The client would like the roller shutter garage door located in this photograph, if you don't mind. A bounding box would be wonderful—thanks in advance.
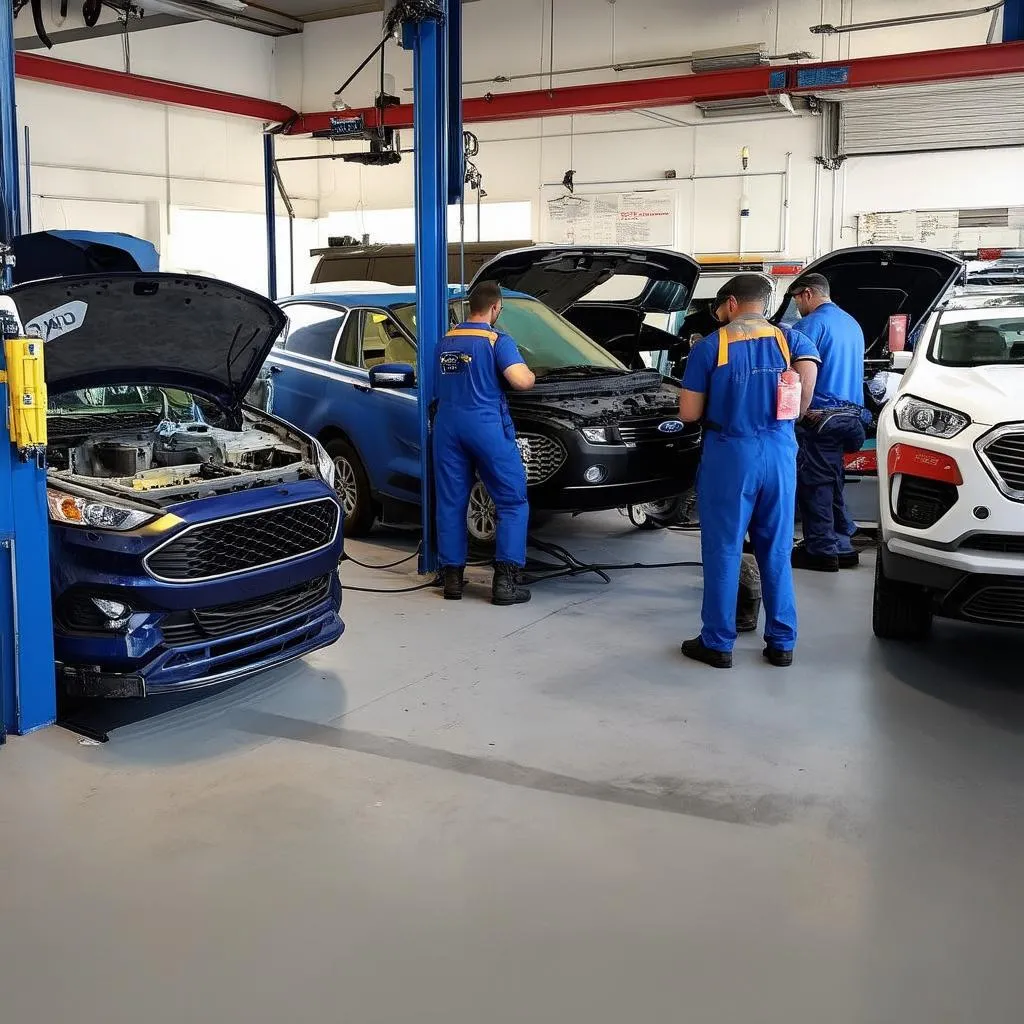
[836,76,1024,157]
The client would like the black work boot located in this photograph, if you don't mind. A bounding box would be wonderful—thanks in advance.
[763,646,794,668]
[791,544,840,573]
[837,550,860,569]
[442,566,466,601]
[492,562,531,606]
[681,637,733,669]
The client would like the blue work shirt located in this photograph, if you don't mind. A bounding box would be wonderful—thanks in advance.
[436,321,527,413]
[682,315,819,438]
[791,302,865,409]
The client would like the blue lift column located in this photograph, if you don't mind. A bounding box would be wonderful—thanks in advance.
[1004,0,1024,42]
[0,0,56,738]
[402,0,461,575]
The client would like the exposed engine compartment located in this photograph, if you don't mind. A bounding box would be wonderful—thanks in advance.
[47,414,313,505]
[508,372,687,430]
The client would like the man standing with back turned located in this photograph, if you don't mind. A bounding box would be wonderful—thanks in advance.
[787,273,869,572]
[679,275,819,669]
[434,281,537,606]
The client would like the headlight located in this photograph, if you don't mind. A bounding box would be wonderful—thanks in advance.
[893,396,970,439]
[47,488,156,532]
[313,439,336,488]
[581,426,611,444]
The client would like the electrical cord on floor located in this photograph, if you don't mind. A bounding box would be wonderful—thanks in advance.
[339,534,703,594]
[342,544,422,570]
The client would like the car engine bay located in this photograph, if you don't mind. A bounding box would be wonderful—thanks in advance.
[47,413,315,505]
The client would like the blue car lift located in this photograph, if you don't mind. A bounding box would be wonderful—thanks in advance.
[404,0,462,574]
[0,1,56,740]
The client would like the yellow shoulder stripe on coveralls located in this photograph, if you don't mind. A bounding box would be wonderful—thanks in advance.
[715,320,791,368]
[446,328,499,346]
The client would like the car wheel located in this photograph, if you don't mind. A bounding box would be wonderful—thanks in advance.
[628,497,683,531]
[467,479,498,548]
[872,546,932,640]
[327,438,375,537]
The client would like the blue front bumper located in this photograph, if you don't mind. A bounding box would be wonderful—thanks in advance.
[51,479,345,697]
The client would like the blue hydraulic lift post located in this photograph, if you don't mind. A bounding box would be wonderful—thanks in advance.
[263,133,278,300]
[0,0,56,736]
[404,1,451,575]
[1004,0,1024,42]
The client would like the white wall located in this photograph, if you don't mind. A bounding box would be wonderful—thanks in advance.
[16,20,320,290]
[9,0,1024,293]
[275,0,1018,276]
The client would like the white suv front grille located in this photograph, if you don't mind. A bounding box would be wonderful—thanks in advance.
[979,426,1024,500]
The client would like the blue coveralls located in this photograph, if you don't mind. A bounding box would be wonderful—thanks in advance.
[791,302,869,558]
[682,315,820,653]
[433,322,530,568]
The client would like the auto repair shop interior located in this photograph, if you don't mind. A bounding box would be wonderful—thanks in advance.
[2,1,1024,1021]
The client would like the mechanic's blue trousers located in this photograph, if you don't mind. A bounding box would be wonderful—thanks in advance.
[434,405,529,568]
[796,415,866,557]
[698,432,799,653]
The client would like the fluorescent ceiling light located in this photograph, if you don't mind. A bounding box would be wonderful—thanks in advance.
[697,94,796,119]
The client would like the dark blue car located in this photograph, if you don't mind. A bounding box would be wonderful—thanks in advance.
[265,246,703,544]
[10,273,345,699]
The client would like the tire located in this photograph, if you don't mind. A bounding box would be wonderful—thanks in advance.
[872,546,932,641]
[467,479,498,549]
[628,496,683,531]
[326,438,375,537]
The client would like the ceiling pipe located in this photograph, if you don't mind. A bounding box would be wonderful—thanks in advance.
[14,51,296,122]
[811,2,1004,34]
[286,40,1024,135]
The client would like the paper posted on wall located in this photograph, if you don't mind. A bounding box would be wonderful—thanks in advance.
[545,191,676,247]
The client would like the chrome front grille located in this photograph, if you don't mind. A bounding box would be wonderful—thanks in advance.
[980,428,1024,499]
[517,433,567,486]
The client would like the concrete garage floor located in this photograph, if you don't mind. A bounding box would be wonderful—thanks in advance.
[2,512,1023,1024]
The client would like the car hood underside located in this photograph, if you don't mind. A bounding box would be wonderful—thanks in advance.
[10,273,287,409]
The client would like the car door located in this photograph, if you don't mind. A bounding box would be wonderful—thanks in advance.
[332,308,422,505]
[266,302,348,428]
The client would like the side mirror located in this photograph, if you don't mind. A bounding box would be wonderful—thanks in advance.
[891,350,912,373]
[369,362,417,389]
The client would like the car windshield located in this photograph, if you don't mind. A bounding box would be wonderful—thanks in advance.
[931,313,1024,366]
[48,386,201,421]
[392,297,626,374]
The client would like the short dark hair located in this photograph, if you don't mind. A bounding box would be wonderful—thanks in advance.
[790,272,830,298]
[468,280,503,314]
[715,274,772,309]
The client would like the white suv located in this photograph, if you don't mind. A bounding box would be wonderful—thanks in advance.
[874,288,1024,640]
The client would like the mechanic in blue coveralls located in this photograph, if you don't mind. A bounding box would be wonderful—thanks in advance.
[679,275,819,670]
[787,273,871,573]
[434,280,537,607]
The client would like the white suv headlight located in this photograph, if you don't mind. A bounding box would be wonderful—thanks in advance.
[893,396,970,440]
[313,439,336,488]
[47,488,156,532]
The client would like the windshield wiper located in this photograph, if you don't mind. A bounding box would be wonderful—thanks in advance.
[541,364,628,378]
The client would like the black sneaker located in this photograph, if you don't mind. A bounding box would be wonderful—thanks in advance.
[762,646,794,668]
[791,546,840,573]
[681,636,732,669]
[442,566,465,601]
[837,550,860,569]
[492,562,531,606]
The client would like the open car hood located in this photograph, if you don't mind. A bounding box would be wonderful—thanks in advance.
[773,246,962,358]
[9,273,286,408]
[471,245,701,315]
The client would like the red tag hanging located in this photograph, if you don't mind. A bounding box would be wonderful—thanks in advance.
[776,369,802,421]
